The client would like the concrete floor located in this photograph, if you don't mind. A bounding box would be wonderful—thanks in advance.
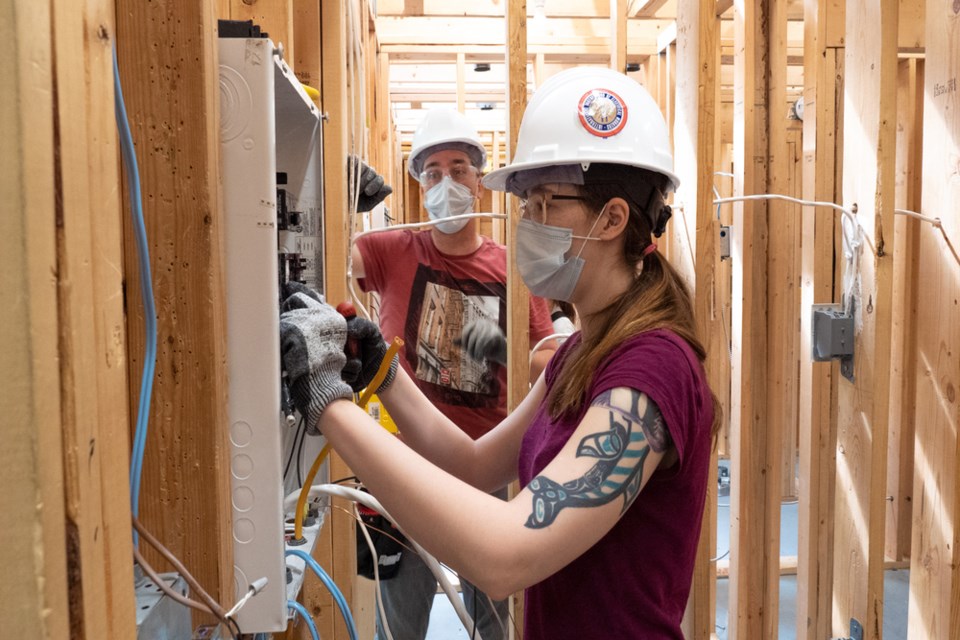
[424,460,912,639]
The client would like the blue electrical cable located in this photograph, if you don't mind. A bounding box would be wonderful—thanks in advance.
[287,600,320,640]
[113,45,157,541]
[285,549,359,640]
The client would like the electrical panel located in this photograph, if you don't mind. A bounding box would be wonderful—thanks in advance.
[219,28,328,633]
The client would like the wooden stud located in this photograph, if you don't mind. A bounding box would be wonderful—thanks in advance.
[727,0,775,637]
[0,2,70,636]
[796,0,844,635]
[53,1,137,637]
[885,57,922,563]
[457,52,466,113]
[293,0,322,90]
[506,0,529,633]
[307,2,358,638]
[907,1,960,636]
[673,0,720,636]
[831,0,898,637]
[116,0,234,629]
[229,0,295,69]
[763,0,800,507]
[610,0,628,72]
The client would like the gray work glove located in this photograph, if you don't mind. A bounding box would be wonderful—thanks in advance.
[342,314,399,394]
[279,283,354,434]
[349,155,393,212]
[459,319,507,366]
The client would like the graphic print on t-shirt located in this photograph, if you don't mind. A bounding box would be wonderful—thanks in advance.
[406,264,505,409]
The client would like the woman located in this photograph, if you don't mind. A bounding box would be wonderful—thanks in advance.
[280,67,720,639]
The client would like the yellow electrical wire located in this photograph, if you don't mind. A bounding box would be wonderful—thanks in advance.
[358,338,404,410]
[293,337,404,541]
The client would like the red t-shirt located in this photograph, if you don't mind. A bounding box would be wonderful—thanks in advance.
[356,229,555,439]
[518,329,714,639]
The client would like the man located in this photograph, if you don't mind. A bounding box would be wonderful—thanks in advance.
[352,108,556,640]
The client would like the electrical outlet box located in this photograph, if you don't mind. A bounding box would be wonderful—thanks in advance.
[719,225,731,260]
[811,304,854,360]
[811,303,855,382]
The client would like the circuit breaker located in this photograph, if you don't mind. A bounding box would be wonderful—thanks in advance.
[219,23,328,633]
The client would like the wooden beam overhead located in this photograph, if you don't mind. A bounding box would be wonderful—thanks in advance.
[375,16,674,50]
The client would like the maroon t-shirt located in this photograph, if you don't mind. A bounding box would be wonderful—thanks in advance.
[357,229,554,439]
[518,329,713,639]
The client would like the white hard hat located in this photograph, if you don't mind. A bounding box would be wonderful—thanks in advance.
[407,109,487,180]
[483,67,679,193]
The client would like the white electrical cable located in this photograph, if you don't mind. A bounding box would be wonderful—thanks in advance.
[712,193,871,255]
[352,213,508,242]
[283,484,474,631]
[354,503,395,640]
[713,193,868,317]
[347,213,509,320]
[224,577,269,619]
[528,332,571,370]
[894,208,960,268]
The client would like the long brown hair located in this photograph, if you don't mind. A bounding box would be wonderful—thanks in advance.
[545,166,722,441]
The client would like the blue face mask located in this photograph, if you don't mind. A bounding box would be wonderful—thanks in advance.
[424,176,475,234]
[514,209,602,301]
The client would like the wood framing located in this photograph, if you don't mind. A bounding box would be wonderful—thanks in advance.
[293,0,322,89]
[610,0,628,72]
[0,2,70,637]
[763,0,800,506]
[831,0,898,637]
[796,0,843,636]
[886,57,923,563]
[907,1,960,636]
[727,1,776,638]
[229,0,295,68]
[115,0,233,627]
[309,2,358,637]
[672,0,720,636]
[53,1,137,637]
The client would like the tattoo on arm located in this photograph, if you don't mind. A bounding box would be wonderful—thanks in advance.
[525,389,672,529]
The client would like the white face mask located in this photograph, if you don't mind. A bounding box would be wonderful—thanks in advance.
[424,176,475,234]
[515,209,603,301]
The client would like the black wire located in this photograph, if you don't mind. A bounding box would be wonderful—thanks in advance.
[283,414,306,482]
[226,617,242,640]
[331,475,360,485]
[296,418,307,487]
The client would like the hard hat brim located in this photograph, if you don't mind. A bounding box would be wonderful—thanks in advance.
[483,158,680,196]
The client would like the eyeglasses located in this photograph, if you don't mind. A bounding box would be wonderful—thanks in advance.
[419,165,479,188]
[518,193,587,224]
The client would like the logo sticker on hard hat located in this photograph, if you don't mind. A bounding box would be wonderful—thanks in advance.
[578,88,628,138]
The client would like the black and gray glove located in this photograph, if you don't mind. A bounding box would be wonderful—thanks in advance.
[279,284,354,434]
[349,155,393,213]
[459,318,507,366]
[340,309,399,394]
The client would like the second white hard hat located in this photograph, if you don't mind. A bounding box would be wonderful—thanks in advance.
[407,109,487,180]
[483,67,679,194]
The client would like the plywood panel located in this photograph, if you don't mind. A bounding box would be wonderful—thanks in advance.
[907,2,960,636]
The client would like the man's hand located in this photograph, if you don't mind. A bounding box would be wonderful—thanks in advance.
[349,155,393,212]
[341,312,399,394]
[459,318,507,366]
[279,283,354,433]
